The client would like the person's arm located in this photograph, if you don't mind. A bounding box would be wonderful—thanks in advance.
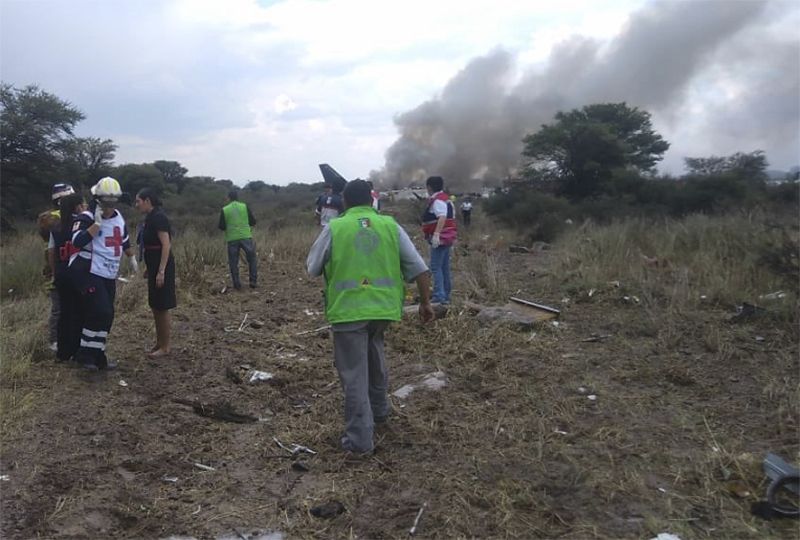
[71,214,99,248]
[247,205,256,226]
[155,231,171,288]
[218,210,226,231]
[47,233,56,277]
[306,226,332,277]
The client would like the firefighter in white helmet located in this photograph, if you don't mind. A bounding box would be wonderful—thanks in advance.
[68,177,138,370]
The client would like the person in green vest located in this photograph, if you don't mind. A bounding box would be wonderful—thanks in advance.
[218,189,258,290]
[307,179,435,455]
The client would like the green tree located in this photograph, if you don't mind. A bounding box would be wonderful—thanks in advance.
[0,84,85,219]
[522,103,669,201]
[153,160,189,192]
[60,137,117,189]
[114,163,165,196]
[684,150,768,184]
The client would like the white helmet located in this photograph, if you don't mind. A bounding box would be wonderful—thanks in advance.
[51,183,75,201]
[92,177,122,201]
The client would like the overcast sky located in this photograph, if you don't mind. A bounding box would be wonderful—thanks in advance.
[2,0,798,185]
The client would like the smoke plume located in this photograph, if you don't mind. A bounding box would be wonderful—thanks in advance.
[374,0,797,189]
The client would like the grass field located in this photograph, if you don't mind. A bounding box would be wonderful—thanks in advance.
[0,202,797,538]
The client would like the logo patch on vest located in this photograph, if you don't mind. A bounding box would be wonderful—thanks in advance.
[358,218,371,228]
[354,228,379,255]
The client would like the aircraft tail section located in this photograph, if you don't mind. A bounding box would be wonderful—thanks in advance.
[319,164,347,193]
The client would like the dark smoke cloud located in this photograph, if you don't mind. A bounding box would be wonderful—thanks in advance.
[374,0,791,189]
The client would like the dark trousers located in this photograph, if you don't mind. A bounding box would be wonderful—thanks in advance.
[462,210,471,226]
[55,273,82,362]
[227,238,258,288]
[74,272,116,368]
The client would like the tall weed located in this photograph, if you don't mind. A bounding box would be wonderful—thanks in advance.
[552,213,798,317]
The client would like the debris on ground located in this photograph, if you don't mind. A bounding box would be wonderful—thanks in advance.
[248,370,274,383]
[310,500,345,519]
[759,291,787,301]
[649,534,681,540]
[249,320,265,329]
[215,530,284,540]
[291,461,309,472]
[509,245,531,253]
[174,399,258,424]
[193,462,216,472]
[408,501,428,536]
[580,334,612,343]
[393,371,447,399]
[464,297,558,329]
[273,437,317,456]
[730,302,768,323]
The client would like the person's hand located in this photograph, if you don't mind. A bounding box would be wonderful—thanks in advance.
[156,269,165,288]
[93,204,103,226]
[431,233,441,249]
[128,256,139,276]
[419,301,435,324]
[88,198,99,215]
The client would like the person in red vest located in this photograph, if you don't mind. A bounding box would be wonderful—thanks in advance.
[421,176,457,304]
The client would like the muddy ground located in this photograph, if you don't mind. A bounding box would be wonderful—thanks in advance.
[1,236,798,539]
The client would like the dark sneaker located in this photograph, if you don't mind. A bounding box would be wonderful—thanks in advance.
[249,283,258,289]
[103,360,118,371]
[82,362,99,371]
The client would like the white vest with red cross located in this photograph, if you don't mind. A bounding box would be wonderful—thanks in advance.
[75,210,129,279]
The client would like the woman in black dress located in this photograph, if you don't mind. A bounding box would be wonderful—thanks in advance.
[134,188,176,357]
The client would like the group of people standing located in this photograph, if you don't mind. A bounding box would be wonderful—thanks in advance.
[38,172,461,456]
[39,178,176,370]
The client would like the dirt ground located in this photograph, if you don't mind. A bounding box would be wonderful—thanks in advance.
[1,239,798,539]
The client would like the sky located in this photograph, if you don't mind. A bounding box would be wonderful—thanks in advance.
[1,0,798,186]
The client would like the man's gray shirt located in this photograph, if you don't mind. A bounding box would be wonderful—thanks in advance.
[306,220,428,282]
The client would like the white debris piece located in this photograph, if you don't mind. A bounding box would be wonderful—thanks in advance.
[650,533,681,540]
[118,380,128,387]
[392,371,447,399]
[587,394,597,401]
[249,370,274,383]
[0,475,9,481]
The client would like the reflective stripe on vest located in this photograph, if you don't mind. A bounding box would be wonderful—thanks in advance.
[223,201,252,242]
[324,206,404,324]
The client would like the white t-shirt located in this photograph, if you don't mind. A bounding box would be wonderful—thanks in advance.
[430,192,449,218]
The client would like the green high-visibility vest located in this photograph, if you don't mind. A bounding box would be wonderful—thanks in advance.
[222,201,252,242]
[324,206,404,324]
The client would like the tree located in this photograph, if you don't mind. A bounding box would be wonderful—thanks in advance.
[60,137,117,189]
[1,84,85,218]
[114,163,165,196]
[153,160,188,193]
[684,150,768,184]
[522,103,669,200]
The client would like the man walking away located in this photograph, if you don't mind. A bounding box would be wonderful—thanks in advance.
[219,189,258,290]
[307,180,434,455]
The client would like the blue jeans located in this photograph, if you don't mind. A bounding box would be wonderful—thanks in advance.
[227,238,258,288]
[430,245,452,304]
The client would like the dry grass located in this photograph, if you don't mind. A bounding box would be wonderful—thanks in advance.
[0,204,797,539]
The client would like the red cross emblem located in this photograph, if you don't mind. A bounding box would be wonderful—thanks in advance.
[105,226,123,256]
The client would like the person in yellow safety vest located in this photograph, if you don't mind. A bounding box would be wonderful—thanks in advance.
[38,183,76,352]
[306,179,434,455]
[218,189,258,290]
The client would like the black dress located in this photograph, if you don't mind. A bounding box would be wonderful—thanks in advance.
[142,208,177,311]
